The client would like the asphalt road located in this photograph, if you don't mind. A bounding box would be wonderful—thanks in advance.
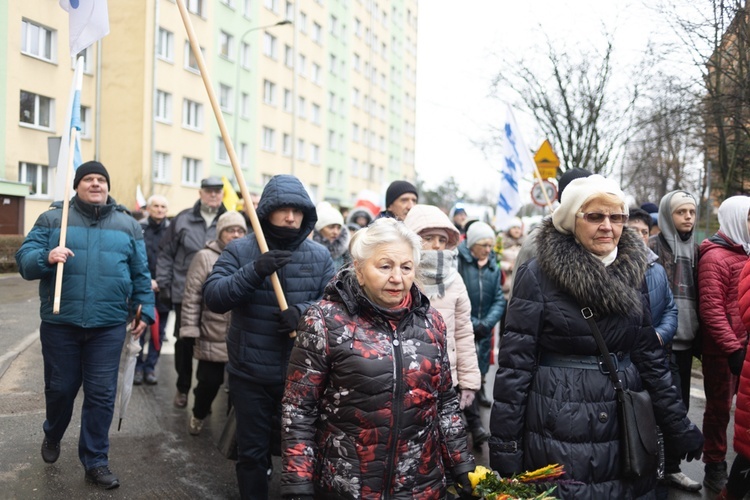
[0,273,734,499]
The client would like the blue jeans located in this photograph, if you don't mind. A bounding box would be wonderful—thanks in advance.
[136,303,170,374]
[40,321,125,470]
[228,374,282,500]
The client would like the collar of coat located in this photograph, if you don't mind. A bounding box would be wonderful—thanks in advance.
[535,218,647,318]
[326,267,431,322]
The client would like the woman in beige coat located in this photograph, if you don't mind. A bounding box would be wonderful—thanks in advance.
[181,211,247,436]
[404,205,481,410]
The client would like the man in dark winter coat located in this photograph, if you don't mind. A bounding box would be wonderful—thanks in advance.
[136,195,171,385]
[16,161,154,490]
[374,180,418,221]
[202,174,335,500]
[157,177,227,408]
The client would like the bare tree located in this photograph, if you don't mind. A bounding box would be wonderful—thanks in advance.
[487,34,640,177]
[621,71,704,204]
[657,0,750,198]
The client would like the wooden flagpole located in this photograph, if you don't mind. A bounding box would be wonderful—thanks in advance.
[175,0,294,336]
[52,127,78,314]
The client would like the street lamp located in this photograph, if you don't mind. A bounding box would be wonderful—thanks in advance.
[233,19,292,182]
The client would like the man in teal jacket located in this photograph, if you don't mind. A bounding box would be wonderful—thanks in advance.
[16,161,154,490]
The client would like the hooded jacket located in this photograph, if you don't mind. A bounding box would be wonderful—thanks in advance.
[202,175,335,385]
[16,195,155,327]
[456,242,506,332]
[312,225,351,270]
[733,260,750,459]
[699,232,750,357]
[181,240,230,363]
[156,199,227,304]
[280,269,475,498]
[489,219,698,499]
[403,204,480,392]
[644,246,678,345]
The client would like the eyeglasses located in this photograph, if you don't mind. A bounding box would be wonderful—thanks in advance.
[576,212,629,225]
[224,227,246,234]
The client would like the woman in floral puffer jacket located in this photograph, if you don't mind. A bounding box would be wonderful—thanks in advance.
[280,218,475,499]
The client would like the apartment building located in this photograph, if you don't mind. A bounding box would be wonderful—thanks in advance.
[1,0,417,233]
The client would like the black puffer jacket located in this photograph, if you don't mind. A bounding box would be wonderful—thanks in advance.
[202,175,335,385]
[489,219,698,499]
[281,269,475,499]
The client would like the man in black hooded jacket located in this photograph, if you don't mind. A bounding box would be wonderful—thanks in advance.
[203,175,334,500]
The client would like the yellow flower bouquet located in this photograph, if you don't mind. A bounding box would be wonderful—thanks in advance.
[455,464,565,499]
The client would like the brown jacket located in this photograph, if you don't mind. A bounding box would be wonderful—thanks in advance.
[181,240,230,363]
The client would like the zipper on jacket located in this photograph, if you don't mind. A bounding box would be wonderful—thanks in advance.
[477,266,485,323]
[383,318,405,499]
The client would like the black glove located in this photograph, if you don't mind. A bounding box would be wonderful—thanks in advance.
[728,348,746,376]
[159,287,172,306]
[275,307,301,335]
[667,423,704,462]
[254,250,293,278]
[474,323,490,339]
[454,471,474,499]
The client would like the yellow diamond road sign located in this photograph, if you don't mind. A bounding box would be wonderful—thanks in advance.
[534,140,560,179]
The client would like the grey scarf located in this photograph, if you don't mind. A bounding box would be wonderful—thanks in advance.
[419,249,459,298]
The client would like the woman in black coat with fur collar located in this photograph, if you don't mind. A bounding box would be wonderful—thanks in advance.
[489,175,703,499]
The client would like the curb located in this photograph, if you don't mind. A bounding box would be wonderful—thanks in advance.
[0,331,38,379]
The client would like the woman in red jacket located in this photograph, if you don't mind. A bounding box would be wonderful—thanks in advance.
[721,256,750,499]
[699,195,750,494]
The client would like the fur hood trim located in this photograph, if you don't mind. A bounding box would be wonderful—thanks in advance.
[536,218,647,317]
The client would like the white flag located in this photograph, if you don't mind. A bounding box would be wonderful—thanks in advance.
[496,105,536,229]
[136,185,147,211]
[59,0,110,56]
[53,56,84,201]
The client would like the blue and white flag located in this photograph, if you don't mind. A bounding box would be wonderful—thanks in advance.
[496,105,536,229]
[59,0,110,56]
[53,56,84,201]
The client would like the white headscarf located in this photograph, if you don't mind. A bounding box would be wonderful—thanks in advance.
[718,196,750,255]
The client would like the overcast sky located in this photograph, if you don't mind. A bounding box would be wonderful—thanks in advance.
[414,0,679,201]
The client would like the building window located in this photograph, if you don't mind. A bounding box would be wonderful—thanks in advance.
[326,167,335,185]
[219,31,234,59]
[240,142,248,166]
[297,53,306,77]
[157,27,174,61]
[19,90,53,129]
[327,129,336,151]
[240,41,250,68]
[352,87,360,107]
[296,139,305,160]
[285,1,294,21]
[283,88,292,112]
[182,99,203,130]
[328,92,336,113]
[219,84,233,111]
[154,152,171,182]
[299,12,308,33]
[329,14,338,37]
[310,144,320,165]
[264,0,278,13]
[216,136,229,163]
[263,80,276,105]
[282,133,291,156]
[80,106,92,138]
[351,158,359,177]
[220,0,235,7]
[297,96,306,119]
[311,103,321,124]
[284,44,294,68]
[352,123,359,142]
[329,54,337,75]
[21,19,55,62]
[312,22,322,44]
[155,90,172,122]
[353,53,360,72]
[182,157,202,186]
[19,162,49,197]
[243,0,252,17]
[240,92,249,118]
[187,0,205,16]
[311,63,321,84]
[262,127,275,151]
[263,32,277,59]
[184,42,205,72]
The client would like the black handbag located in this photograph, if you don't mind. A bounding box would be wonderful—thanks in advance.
[581,307,659,479]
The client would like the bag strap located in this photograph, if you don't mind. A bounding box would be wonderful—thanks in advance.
[581,307,624,392]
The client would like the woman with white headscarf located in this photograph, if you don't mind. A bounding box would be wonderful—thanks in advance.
[698,195,750,493]
[489,175,703,498]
